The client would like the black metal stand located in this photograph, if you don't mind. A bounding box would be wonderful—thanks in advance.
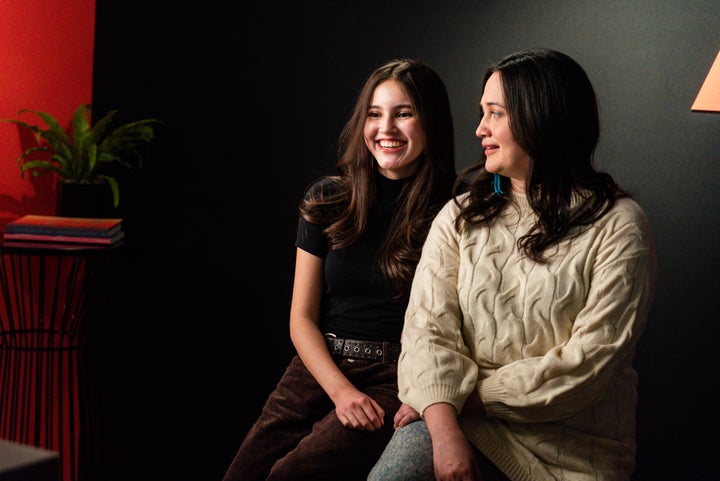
[0,243,118,481]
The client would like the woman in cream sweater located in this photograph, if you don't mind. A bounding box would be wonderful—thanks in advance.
[369,48,658,481]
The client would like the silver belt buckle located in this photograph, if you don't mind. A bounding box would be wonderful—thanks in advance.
[324,333,342,355]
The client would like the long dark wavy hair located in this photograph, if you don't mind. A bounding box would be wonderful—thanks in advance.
[299,58,457,301]
[454,48,628,262]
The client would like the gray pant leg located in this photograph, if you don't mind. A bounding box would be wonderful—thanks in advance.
[367,420,435,481]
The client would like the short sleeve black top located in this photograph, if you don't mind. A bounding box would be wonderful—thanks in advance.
[295,172,411,342]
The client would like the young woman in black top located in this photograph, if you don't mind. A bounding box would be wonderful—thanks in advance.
[222,58,456,481]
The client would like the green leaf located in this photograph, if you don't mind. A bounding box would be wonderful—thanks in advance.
[0,103,161,209]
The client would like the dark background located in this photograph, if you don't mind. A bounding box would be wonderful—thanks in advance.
[90,1,720,480]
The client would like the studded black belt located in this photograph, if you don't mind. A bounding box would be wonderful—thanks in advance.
[324,333,401,363]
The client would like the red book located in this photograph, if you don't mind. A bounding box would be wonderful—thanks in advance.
[5,215,123,238]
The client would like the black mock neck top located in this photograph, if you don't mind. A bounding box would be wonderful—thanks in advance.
[295,172,411,342]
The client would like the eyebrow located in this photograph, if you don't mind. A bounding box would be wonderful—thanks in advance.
[368,104,414,109]
[481,101,504,108]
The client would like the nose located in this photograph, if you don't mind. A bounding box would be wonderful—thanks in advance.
[475,119,486,138]
[381,116,397,133]
[476,112,490,138]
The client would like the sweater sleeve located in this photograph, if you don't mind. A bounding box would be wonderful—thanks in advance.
[398,199,479,415]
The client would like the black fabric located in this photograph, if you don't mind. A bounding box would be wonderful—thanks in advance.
[295,172,411,342]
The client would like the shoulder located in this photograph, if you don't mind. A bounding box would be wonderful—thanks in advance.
[438,193,469,218]
[423,194,472,239]
[588,196,658,282]
[425,195,466,231]
[604,196,652,232]
[303,175,345,198]
[591,196,656,263]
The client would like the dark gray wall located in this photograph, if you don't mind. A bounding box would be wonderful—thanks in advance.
[93,1,720,480]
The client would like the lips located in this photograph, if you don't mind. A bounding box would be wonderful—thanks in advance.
[483,143,499,154]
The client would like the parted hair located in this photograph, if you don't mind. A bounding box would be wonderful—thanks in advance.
[455,48,628,261]
[299,58,457,301]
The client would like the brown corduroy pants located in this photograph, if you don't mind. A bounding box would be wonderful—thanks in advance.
[222,354,401,481]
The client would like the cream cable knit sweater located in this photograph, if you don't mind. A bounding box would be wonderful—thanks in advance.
[398,191,658,481]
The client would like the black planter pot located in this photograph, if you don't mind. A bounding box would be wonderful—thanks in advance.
[57,181,116,218]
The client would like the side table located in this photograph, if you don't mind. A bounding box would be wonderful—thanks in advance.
[0,242,119,481]
[0,438,59,481]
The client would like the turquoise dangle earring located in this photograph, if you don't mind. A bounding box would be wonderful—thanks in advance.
[493,173,505,195]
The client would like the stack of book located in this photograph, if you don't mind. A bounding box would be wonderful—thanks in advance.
[3,214,125,247]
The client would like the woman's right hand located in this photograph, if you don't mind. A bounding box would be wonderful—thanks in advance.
[333,385,385,431]
[394,402,421,428]
[432,433,483,481]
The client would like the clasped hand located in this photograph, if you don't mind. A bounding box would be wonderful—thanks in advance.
[333,387,385,430]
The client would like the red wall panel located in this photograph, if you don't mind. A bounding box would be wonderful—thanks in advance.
[0,0,96,226]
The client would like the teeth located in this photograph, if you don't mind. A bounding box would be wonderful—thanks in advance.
[380,141,403,148]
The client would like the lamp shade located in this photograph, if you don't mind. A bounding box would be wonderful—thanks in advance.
[691,49,720,112]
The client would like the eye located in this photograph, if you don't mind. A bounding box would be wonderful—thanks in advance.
[480,105,504,120]
[367,110,381,119]
[396,111,414,119]
[482,110,502,119]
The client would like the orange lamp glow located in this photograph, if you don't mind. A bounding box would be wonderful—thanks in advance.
[692,49,720,112]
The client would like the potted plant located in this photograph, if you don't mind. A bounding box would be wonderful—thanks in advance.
[1,103,161,217]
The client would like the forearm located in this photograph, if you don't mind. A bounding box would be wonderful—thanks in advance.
[424,402,481,480]
[424,402,464,446]
[291,315,386,430]
[290,317,353,400]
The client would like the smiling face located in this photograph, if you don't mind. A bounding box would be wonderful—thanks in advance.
[364,80,426,179]
[476,71,531,193]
